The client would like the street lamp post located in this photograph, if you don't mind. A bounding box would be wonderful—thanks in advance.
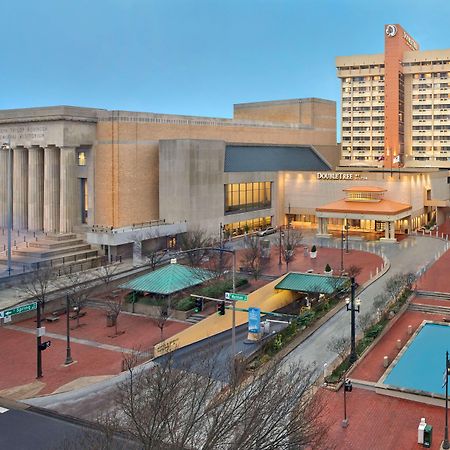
[2,140,13,276]
[443,351,450,449]
[340,228,344,273]
[342,378,353,428]
[64,294,73,365]
[346,277,360,365]
[345,223,349,253]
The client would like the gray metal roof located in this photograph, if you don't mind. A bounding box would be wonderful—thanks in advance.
[224,145,331,172]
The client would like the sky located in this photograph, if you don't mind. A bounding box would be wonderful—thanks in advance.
[2,0,450,119]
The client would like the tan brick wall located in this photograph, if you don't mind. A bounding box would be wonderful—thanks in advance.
[95,109,337,227]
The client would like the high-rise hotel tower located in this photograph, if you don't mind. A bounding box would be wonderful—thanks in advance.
[337,24,450,168]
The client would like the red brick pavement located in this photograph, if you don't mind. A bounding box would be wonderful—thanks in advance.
[0,310,189,396]
[319,387,444,450]
[0,326,122,395]
[18,307,189,350]
[416,249,450,293]
[350,311,444,383]
[236,246,383,285]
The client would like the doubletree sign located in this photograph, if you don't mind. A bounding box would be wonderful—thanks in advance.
[0,302,38,319]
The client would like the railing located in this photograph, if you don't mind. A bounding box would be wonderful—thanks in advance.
[89,219,171,234]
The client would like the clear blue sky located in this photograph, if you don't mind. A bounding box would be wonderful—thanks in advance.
[2,0,450,118]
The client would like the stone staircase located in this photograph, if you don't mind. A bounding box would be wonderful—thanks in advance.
[408,302,450,316]
[186,313,206,324]
[415,290,450,299]
[0,233,102,273]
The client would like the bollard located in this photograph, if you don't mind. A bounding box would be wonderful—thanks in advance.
[376,267,379,275]
[408,325,413,335]
[396,339,402,350]
[383,356,389,368]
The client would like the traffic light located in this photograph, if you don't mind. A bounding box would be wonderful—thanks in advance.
[194,297,203,313]
[39,340,52,351]
[218,301,225,316]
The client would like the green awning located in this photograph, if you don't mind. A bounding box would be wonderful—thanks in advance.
[119,263,216,295]
[275,272,348,295]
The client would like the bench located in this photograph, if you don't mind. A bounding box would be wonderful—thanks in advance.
[70,311,86,320]
[45,316,60,323]
[52,308,67,317]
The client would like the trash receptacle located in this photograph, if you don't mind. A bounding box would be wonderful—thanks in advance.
[423,424,432,448]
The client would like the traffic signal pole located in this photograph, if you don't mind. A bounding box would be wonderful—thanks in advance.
[36,301,42,378]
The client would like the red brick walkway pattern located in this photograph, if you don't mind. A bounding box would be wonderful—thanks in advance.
[416,248,450,293]
[0,309,189,396]
[319,387,444,450]
[236,246,383,286]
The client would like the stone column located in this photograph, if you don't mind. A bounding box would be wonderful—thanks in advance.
[384,222,389,239]
[389,221,396,240]
[0,147,8,228]
[28,146,44,231]
[13,147,28,230]
[44,146,60,233]
[59,147,78,233]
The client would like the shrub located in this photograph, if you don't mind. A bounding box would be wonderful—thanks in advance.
[176,297,196,311]
[325,264,332,272]
[311,245,317,253]
[298,311,316,327]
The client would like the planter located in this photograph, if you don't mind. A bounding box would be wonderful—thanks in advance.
[324,270,333,275]
[310,251,317,259]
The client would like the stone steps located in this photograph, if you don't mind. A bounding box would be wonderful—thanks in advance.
[186,313,206,324]
[28,238,84,249]
[415,290,450,299]
[12,243,91,258]
[408,303,450,316]
[0,232,101,274]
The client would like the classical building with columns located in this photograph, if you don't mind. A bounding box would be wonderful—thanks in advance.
[0,106,96,234]
[1,99,450,263]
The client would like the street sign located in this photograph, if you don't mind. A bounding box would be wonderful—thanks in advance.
[225,292,248,302]
[37,327,46,337]
[0,302,38,319]
[248,307,261,334]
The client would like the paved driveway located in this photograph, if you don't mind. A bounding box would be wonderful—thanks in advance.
[283,235,448,374]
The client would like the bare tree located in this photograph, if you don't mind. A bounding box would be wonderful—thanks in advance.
[90,350,328,450]
[105,296,123,336]
[280,228,303,272]
[346,264,362,279]
[21,267,56,313]
[240,236,268,280]
[357,311,373,333]
[59,271,93,328]
[327,335,350,362]
[179,229,213,266]
[149,299,171,342]
[96,263,120,298]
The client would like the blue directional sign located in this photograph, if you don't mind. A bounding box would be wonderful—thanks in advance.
[248,307,261,334]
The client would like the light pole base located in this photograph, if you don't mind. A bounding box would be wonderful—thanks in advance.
[63,359,77,367]
[341,419,349,428]
[441,440,450,450]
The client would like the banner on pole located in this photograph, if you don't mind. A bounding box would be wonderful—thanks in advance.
[248,307,261,334]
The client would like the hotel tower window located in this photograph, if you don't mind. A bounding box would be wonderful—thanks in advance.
[225,182,272,214]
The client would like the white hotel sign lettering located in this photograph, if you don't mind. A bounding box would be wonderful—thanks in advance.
[316,173,368,181]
